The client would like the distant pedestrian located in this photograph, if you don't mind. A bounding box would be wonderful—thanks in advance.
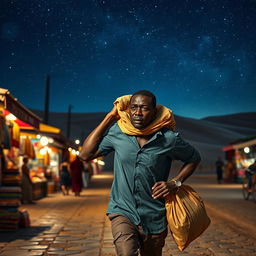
[82,161,91,188]
[215,157,224,184]
[59,160,72,195]
[70,156,84,196]
[21,156,35,204]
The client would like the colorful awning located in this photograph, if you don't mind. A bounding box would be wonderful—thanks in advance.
[0,88,41,129]
[222,138,256,151]
[39,123,61,134]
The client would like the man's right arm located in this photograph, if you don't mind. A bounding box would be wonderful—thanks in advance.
[79,106,119,161]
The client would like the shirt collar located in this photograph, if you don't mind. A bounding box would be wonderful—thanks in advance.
[127,129,164,149]
[147,129,164,143]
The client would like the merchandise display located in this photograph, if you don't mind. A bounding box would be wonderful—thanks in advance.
[0,88,40,230]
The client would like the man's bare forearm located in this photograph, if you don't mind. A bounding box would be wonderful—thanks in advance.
[174,160,200,183]
[152,160,200,199]
[79,108,118,161]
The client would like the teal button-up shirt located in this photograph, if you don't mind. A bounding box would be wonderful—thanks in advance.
[98,123,200,234]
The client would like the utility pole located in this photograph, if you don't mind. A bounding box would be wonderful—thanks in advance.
[80,131,85,145]
[66,104,73,139]
[43,75,50,124]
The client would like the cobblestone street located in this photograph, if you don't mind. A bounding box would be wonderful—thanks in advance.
[0,173,255,256]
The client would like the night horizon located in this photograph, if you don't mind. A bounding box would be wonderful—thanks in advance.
[28,102,255,120]
[1,0,255,119]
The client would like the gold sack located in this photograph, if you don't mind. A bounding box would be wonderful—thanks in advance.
[165,185,211,251]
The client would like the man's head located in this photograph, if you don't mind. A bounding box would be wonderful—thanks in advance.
[129,90,157,129]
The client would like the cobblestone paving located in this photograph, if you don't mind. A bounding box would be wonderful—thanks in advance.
[0,174,255,256]
[101,211,256,256]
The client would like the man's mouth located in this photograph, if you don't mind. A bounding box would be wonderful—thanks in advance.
[133,119,143,123]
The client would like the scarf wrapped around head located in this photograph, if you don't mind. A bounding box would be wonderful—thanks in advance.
[114,95,176,135]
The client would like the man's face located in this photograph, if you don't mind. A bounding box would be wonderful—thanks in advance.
[129,94,156,129]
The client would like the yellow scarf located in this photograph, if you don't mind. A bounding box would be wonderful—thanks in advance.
[114,95,176,135]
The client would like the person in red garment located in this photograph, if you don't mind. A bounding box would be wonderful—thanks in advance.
[70,156,84,196]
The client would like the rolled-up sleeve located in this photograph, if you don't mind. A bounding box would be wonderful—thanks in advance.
[169,133,201,163]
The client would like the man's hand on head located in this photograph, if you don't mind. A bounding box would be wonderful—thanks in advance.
[108,105,120,121]
[151,181,176,199]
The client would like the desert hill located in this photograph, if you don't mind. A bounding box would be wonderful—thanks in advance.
[202,112,256,129]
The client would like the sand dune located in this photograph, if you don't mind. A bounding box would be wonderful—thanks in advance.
[175,115,256,145]
[202,112,256,129]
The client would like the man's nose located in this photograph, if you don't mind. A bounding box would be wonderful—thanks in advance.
[135,107,142,115]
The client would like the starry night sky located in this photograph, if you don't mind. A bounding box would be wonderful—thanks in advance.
[1,0,255,119]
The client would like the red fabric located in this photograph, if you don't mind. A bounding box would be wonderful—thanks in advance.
[10,128,19,148]
[3,110,33,128]
[70,158,84,192]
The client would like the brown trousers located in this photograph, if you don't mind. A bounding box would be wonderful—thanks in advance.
[109,214,168,256]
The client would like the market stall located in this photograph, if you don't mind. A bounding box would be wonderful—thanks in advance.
[21,123,79,194]
[222,137,256,183]
[0,88,40,230]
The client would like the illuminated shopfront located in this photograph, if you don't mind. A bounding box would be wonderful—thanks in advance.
[0,88,40,230]
[223,137,256,183]
[21,123,79,194]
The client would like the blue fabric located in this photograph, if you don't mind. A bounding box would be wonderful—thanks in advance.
[98,123,201,234]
